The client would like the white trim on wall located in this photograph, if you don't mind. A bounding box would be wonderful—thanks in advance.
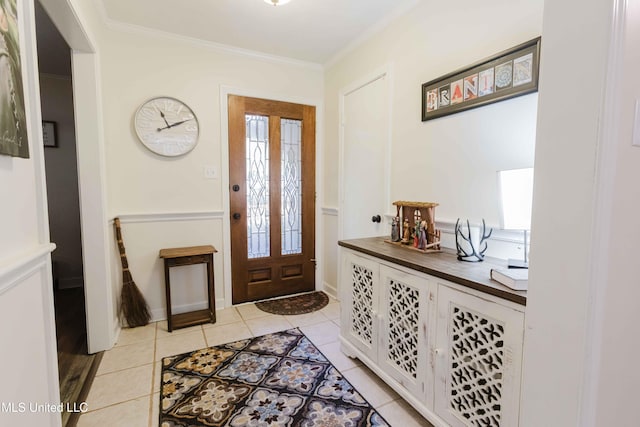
[219,85,324,308]
[15,0,61,422]
[577,0,626,425]
[322,281,338,300]
[322,207,339,216]
[114,210,225,224]
[72,51,115,354]
[41,0,115,354]
[0,243,56,296]
[22,0,49,252]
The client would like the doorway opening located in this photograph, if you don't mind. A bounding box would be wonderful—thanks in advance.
[35,3,100,426]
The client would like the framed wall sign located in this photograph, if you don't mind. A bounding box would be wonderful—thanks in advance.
[422,37,541,122]
[43,121,57,147]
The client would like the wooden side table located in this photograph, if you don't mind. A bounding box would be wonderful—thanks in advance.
[159,245,217,332]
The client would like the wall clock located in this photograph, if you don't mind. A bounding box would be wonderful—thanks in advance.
[134,96,200,157]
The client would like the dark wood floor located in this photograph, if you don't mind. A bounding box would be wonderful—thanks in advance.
[54,287,102,427]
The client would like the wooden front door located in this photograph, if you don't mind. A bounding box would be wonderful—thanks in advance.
[228,95,316,304]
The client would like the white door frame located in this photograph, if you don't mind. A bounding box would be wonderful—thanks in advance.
[40,0,115,353]
[219,86,324,308]
[338,65,393,242]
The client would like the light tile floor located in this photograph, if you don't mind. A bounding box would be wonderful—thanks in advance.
[77,299,430,427]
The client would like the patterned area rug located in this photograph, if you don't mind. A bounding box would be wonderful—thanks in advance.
[255,291,329,315]
[160,328,389,426]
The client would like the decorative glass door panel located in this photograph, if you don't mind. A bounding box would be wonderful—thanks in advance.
[246,115,270,259]
[229,96,316,304]
[281,118,302,256]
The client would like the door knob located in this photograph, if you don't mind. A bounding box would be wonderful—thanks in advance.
[233,213,241,220]
[372,215,381,223]
[232,184,240,192]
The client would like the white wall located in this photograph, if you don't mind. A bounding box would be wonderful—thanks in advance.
[41,74,83,289]
[323,0,544,291]
[98,25,324,320]
[591,1,640,425]
[520,0,618,425]
[0,0,61,425]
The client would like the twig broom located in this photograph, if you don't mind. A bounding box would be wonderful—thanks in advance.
[114,217,150,327]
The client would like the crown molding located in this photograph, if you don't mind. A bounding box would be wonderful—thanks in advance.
[101,15,322,71]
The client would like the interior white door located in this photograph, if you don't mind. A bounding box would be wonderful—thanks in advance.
[341,74,390,240]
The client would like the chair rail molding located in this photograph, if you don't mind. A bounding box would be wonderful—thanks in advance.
[322,206,339,216]
[0,243,56,296]
[113,210,225,224]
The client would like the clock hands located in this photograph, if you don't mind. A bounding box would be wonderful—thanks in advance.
[156,118,193,132]
[168,119,191,128]
[159,110,170,128]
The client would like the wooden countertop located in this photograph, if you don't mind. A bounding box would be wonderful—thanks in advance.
[159,245,217,259]
[339,237,526,306]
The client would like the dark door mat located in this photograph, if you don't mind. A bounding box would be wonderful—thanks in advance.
[255,291,329,315]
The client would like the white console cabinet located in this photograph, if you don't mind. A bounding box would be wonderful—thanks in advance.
[339,241,525,427]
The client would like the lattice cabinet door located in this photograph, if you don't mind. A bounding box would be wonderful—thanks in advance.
[379,265,434,400]
[434,284,525,427]
[341,251,380,363]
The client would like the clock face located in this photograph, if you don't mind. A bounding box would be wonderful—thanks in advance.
[134,97,199,157]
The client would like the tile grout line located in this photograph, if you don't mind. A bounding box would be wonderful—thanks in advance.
[96,361,155,378]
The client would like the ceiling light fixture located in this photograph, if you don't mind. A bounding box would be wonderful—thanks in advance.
[264,0,291,5]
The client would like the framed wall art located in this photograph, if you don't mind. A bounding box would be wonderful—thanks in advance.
[0,0,29,158]
[42,121,57,147]
[422,37,541,122]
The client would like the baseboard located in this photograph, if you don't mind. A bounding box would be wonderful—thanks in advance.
[322,281,338,300]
